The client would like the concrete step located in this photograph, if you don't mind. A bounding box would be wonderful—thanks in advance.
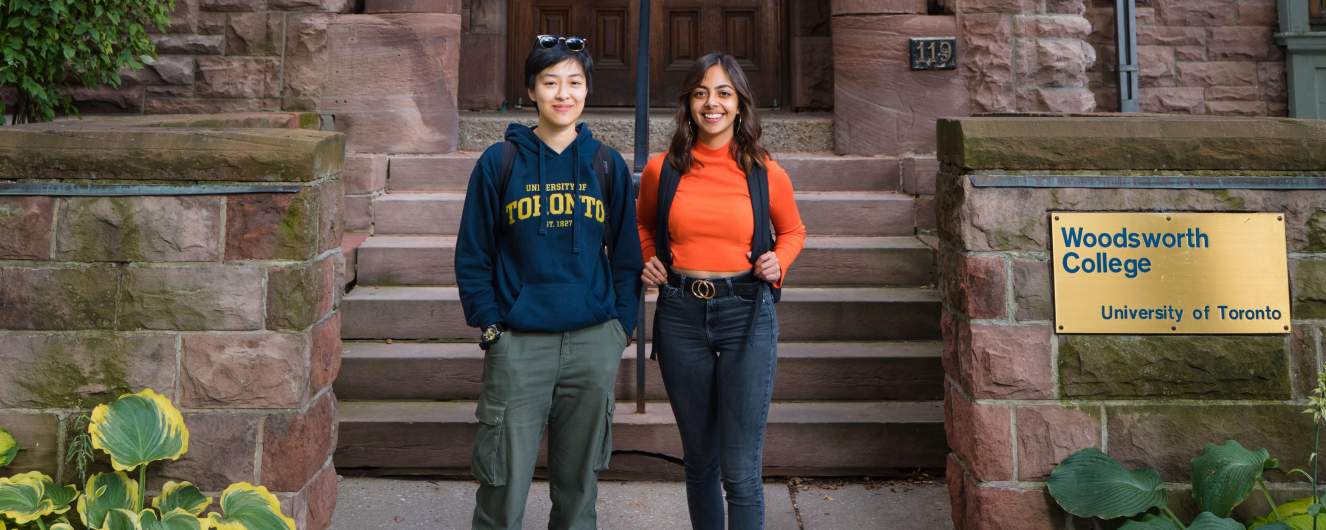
[386,152,901,193]
[340,286,941,341]
[371,191,916,237]
[458,110,834,154]
[334,400,948,476]
[354,235,933,287]
[335,341,943,401]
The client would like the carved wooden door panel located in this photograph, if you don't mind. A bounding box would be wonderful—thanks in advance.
[508,0,638,107]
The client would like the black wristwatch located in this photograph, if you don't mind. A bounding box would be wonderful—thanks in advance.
[479,323,505,351]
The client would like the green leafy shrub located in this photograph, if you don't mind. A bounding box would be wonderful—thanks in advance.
[0,389,295,530]
[0,0,174,124]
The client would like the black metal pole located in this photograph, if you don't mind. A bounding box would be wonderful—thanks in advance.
[634,0,651,415]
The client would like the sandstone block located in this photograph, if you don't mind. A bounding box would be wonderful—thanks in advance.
[830,0,927,15]
[1016,405,1101,480]
[833,15,968,155]
[960,14,1015,112]
[1177,61,1259,87]
[1140,86,1206,113]
[145,97,280,114]
[318,14,462,153]
[1290,325,1321,400]
[1208,26,1280,61]
[944,381,1013,482]
[280,460,337,530]
[200,0,266,11]
[227,12,286,56]
[316,178,343,253]
[1137,26,1206,47]
[344,194,372,232]
[119,265,265,331]
[1294,259,1326,319]
[55,196,222,262]
[122,55,196,86]
[344,155,387,194]
[181,331,309,407]
[1059,335,1290,399]
[154,413,258,490]
[197,56,281,98]
[1012,259,1052,321]
[0,266,118,330]
[1138,45,1177,86]
[1206,100,1269,116]
[261,392,337,491]
[308,313,342,393]
[0,197,53,260]
[0,332,176,408]
[966,486,1061,530]
[1108,405,1313,480]
[225,190,318,260]
[364,0,460,13]
[963,323,1054,399]
[267,255,336,330]
[270,0,353,11]
[942,253,1006,319]
[281,14,333,111]
[1156,0,1239,25]
[0,413,58,475]
[165,0,199,33]
[151,34,225,55]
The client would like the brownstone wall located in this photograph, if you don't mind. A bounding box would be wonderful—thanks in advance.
[0,114,345,530]
[1084,0,1287,115]
[938,115,1326,529]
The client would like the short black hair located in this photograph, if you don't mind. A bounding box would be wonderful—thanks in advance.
[523,43,593,92]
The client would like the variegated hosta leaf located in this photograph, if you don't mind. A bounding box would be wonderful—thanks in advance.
[39,476,78,515]
[104,508,142,530]
[76,471,139,530]
[152,482,210,517]
[89,388,189,471]
[205,483,296,530]
[49,523,76,530]
[0,428,16,468]
[0,471,56,524]
[141,508,206,530]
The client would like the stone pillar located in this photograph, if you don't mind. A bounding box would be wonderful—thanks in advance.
[284,8,462,154]
[0,114,345,530]
[831,1,968,156]
[937,115,1326,529]
[954,0,1096,113]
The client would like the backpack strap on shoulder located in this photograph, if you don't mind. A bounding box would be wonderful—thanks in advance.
[655,159,683,266]
[497,140,518,199]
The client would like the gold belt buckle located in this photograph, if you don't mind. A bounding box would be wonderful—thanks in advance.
[690,279,716,300]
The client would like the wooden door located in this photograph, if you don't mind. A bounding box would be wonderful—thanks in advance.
[650,0,782,107]
[508,0,639,106]
[508,0,783,107]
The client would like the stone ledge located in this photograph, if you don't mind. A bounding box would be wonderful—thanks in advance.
[938,114,1326,172]
[35,112,322,130]
[0,127,344,182]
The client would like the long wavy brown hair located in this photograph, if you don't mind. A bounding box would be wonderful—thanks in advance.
[665,52,770,174]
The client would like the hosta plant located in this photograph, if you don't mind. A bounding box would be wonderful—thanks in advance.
[1048,441,1278,529]
[0,388,296,530]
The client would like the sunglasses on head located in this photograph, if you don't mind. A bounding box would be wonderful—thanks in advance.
[536,34,587,52]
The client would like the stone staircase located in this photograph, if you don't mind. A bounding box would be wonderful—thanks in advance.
[333,112,947,478]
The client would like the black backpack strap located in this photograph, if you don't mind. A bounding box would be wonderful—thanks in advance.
[594,143,614,252]
[655,159,683,266]
[497,141,518,200]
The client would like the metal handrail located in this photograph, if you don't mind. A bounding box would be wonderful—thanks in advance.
[633,0,652,415]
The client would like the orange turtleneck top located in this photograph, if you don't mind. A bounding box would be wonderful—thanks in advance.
[637,142,807,287]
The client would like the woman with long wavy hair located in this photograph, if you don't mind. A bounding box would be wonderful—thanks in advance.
[636,52,807,530]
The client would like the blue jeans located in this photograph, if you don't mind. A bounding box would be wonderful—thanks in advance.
[655,278,779,530]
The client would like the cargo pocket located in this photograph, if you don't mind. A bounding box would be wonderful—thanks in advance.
[594,395,615,471]
[472,400,508,486]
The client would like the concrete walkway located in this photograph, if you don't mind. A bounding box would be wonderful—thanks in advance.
[331,477,953,530]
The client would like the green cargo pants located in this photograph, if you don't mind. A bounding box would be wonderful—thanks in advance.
[471,319,628,530]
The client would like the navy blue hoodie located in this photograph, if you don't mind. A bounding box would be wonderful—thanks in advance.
[455,123,643,335]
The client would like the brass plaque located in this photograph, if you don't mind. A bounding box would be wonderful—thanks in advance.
[1051,212,1290,334]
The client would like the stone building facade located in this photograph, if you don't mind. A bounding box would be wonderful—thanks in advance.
[60,0,1296,157]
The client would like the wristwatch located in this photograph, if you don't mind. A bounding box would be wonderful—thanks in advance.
[479,323,505,351]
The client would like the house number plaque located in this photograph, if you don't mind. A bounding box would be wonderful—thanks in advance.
[909,37,957,70]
